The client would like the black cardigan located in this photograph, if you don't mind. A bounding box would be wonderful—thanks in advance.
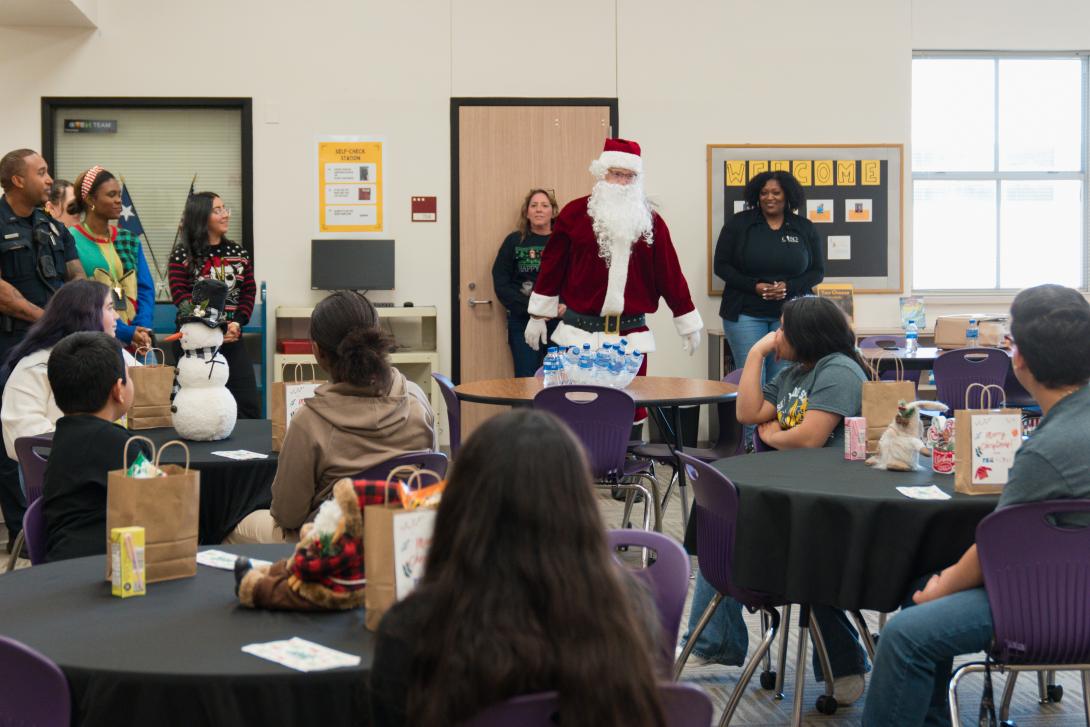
[713,207,824,322]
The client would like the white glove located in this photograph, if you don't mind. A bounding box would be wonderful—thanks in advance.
[682,329,702,356]
[524,318,548,351]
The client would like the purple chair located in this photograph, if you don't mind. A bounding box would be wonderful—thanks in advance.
[674,453,785,726]
[1002,365,1039,411]
[6,434,52,571]
[607,529,691,671]
[354,451,448,482]
[0,634,70,726]
[534,385,659,531]
[948,500,1090,727]
[465,682,714,727]
[933,347,1012,410]
[859,335,922,388]
[431,373,461,458]
[21,497,48,566]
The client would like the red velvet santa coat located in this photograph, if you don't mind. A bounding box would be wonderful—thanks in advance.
[528,195,703,353]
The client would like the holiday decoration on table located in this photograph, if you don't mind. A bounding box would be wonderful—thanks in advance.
[866,399,949,472]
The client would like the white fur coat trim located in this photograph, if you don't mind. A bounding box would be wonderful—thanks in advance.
[600,240,631,316]
[528,292,558,318]
[673,309,703,336]
[550,322,656,353]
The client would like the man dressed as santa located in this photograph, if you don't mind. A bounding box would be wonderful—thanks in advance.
[524,138,703,367]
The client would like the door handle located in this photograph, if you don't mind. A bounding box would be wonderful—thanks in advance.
[468,298,493,307]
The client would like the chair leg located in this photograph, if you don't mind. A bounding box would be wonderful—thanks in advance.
[659,468,678,520]
[948,662,984,727]
[999,669,1018,723]
[719,607,780,727]
[634,473,663,532]
[760,611,773,674]
[791,607,811,727]
[6,529,25,572]
[679,473,690,532]
[878,611,887,631]
[621,490,636,529]
[674,592,722,679]
[850,609,877,660]
[1081,669,1090,726]
[773,604,792,700]
[808,615,836,701]
[1039,669,1050,704]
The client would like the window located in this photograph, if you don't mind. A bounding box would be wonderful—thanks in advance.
[911,56,1087,291]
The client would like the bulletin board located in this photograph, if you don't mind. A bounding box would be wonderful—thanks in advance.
[707,144,903,295]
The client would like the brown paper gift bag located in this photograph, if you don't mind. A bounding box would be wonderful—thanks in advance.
[364,466,442,631]
[128,347,175,430]
[106,437,200,583]
[270,363,325,452]
[954,384,1023,496]
[861,358,916,454]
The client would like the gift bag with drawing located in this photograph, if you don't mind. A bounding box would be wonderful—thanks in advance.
[127,347,175,430]
[861,358,917,454]
[270,363,326,452]
[954,383,1022,495]
[106,437,200,583]
[363,465,445,631]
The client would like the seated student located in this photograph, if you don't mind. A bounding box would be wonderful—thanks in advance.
[42,332,150,562]
[369,409,667,727]
[863,284,1090,727]
[227,291,436,544]
[679,295,870,702]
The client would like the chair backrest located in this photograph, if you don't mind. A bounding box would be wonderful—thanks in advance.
[933,347,1012,409]
[678,452,774,608]
[14,434,52,504]
[354,451,449,482]
[858,335,907,349]
[22,496,48,566]
[715,370,745,454]
[430,373,461,457]
[533,385,635,479]
[977,499,1090,664]
[465,682,713,727]
[606,529,691,668]
[0,634,70,727]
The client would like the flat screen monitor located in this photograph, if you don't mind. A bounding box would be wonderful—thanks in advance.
[311,239,395,291]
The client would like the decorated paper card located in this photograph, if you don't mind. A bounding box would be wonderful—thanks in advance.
[392,510,436,599]
[970,413,1022,485]
[285,383,320,423]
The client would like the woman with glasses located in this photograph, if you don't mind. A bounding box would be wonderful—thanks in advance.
[68,166,155,353]
[168,191,261,418]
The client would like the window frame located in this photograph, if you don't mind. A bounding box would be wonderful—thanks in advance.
[911,51,1090,294]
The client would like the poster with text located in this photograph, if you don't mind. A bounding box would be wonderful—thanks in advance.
[318,137,383,232]
[392,510,436,599]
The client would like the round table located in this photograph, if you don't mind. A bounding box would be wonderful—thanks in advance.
[139,420,278,544]
[1,545,373,727]
[716,447,999,612]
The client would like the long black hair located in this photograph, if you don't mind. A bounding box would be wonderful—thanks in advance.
[402,409,667,727]
[0,280,112,386]
[175,191,232,263]
[744,170,806,214]
[781,295,866,371]
[309,291,395,390]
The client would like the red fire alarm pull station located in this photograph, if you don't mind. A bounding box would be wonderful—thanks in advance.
[411,196,437,222]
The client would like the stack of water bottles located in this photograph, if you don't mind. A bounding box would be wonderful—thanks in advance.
[541,339,644,389]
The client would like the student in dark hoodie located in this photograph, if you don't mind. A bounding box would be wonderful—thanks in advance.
[226,292,436,543]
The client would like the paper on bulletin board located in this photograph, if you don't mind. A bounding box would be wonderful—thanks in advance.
[317,137,383,233]
[392,509,436,599]
[970,413,1022,485]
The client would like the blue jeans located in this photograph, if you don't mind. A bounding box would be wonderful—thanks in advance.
[722,314,788,386]
[506,316,558,378]
[680,573,869,680]
[863,586,993,727]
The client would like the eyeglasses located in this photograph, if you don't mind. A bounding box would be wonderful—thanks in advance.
[605,169,638,182]
[212,207,232,217]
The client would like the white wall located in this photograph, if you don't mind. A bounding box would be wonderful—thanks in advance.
[1,0,1087,405]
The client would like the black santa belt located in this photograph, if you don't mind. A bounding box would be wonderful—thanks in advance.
[562,309,646,335]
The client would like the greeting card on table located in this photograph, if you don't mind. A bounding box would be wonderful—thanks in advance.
[242,637,360,672]
[392,509,436,599]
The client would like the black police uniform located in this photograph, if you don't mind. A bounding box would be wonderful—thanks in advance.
[0,194,77,547]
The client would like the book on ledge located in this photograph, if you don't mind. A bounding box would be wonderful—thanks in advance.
[814,283,854,323]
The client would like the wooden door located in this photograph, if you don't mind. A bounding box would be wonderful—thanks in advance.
[457,104,612,435]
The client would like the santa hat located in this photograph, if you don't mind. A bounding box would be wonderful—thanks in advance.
[589,138,643,178]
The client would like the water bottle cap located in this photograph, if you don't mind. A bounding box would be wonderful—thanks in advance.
[582,343,591,349]
[547,346,558,353]
[969,319,977,324]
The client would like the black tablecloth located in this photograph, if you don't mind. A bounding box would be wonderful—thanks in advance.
[140,420,277,544]
[0,545,373,727]
[714,448,999,612]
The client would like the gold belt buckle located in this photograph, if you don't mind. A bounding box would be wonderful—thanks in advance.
[603,314,621,335]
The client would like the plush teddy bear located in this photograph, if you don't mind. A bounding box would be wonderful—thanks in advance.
[866,399,949,472]
[234,478,391,611]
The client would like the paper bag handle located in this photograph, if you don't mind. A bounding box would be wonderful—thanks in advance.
[383,465,443,504]
[964,383,1007,410]
[867,354,904,382]
[133,346,167,367]
[282,361,320,381]
[123,435,156,471]
[154,439,191,471]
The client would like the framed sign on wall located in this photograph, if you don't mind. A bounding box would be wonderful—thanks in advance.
[707,144,904,295]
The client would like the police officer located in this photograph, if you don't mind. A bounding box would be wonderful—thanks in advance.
[0,148,85,552]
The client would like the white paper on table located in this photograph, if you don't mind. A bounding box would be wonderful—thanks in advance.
[896,485,951,501]
[392,509,437,600]
[241,637,361,672]
[285,383,320,424]
[212,450,269,461]
[971,413,1022,485]
[196,549,271,570]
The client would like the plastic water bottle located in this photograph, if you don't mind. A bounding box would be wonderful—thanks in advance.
[608,346,627,385]
[542,347,561,388]
[905,320,918,354]
[576,352,594,384]
[593,346,613,384]
[965,319,979,348]
[564,346,580,370]
[625,350,644,376]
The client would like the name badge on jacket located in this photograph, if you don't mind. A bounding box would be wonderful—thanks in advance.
[784,234,800,244]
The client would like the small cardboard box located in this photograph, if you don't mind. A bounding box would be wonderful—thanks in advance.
[933,314,1008,349]
[110,526,146,598]
[844,417,867,461]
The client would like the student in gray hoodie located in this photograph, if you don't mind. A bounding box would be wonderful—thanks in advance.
[227,292,436,543]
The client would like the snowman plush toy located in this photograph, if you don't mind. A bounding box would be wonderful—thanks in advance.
[164,278,237,441]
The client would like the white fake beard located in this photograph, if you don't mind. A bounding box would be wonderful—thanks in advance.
[587,179,654,266]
